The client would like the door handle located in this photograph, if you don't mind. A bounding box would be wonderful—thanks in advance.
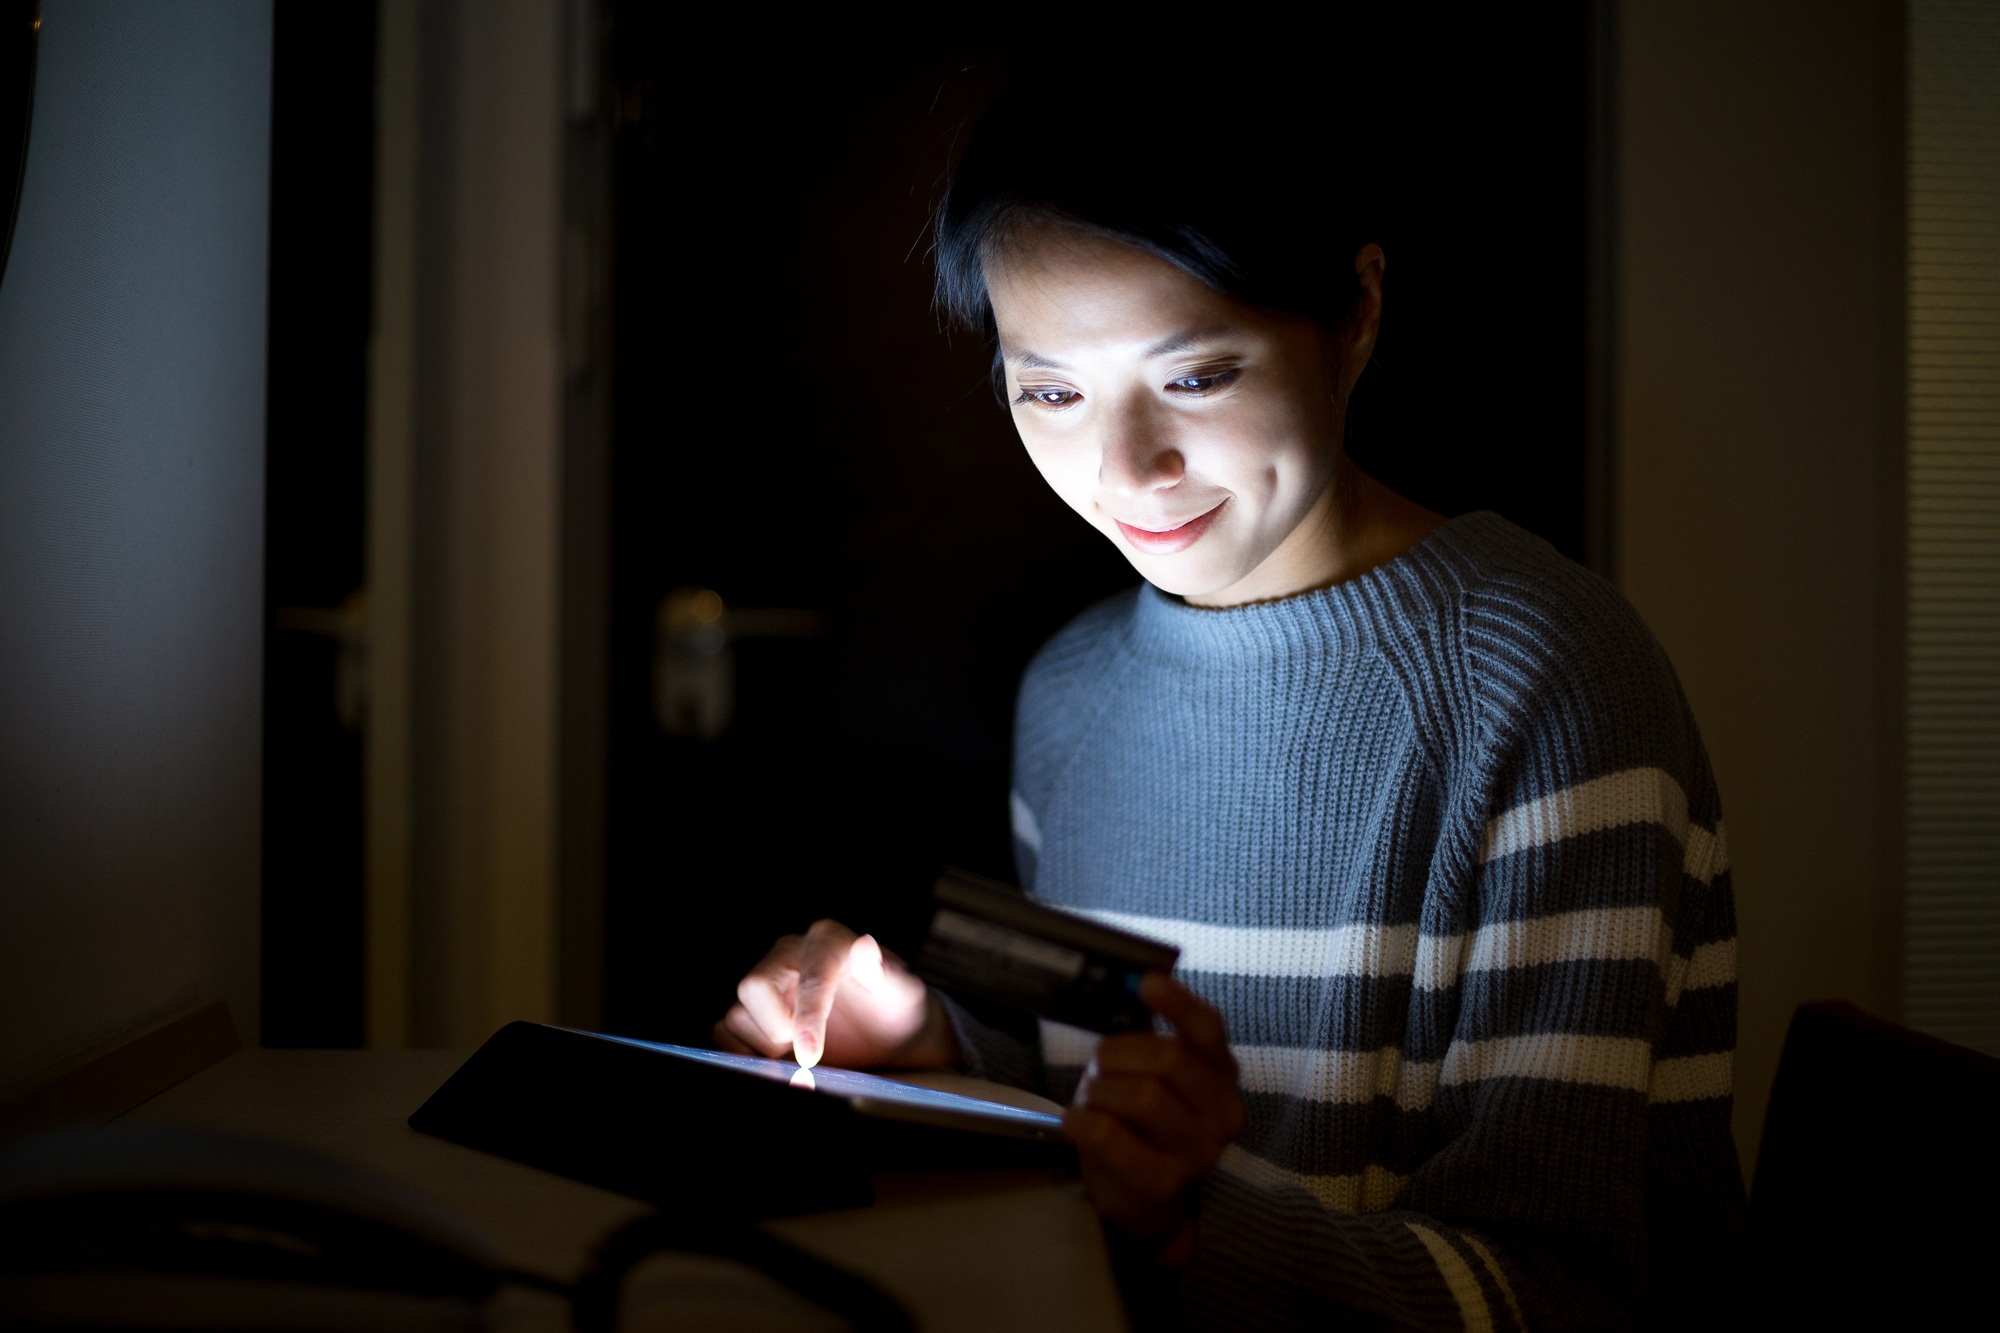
[653,587,824,741]
[272,591,368,732]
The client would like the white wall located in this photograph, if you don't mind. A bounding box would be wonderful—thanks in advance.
[1617,0,1904,1168]
[0,1,272,1084]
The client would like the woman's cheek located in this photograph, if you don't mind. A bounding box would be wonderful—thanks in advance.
[1020,434,1101,524]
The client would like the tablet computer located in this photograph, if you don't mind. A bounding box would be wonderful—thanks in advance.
[409,1022,1071,1218]
[592,1036,1065,1141]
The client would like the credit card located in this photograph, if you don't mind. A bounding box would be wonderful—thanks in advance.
[914,869,1180,1034]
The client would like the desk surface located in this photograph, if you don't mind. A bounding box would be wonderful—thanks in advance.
[123,1049,1125,1332]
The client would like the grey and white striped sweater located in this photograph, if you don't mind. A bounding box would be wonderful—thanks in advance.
[943,512,1751,1330]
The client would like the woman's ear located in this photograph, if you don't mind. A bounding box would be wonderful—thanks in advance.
[1344,244,1387,378]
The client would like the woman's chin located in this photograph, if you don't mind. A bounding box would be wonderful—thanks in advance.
[1124,549,1256,604]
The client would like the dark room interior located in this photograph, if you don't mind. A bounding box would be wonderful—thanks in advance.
[3,2,1996,1328]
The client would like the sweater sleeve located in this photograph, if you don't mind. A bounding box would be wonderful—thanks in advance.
[1173,606,1749,1330]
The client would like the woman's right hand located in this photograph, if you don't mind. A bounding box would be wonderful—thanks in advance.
[712,919,958,1071]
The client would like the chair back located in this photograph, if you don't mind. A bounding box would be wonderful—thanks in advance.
[1752,1001,2000,1322]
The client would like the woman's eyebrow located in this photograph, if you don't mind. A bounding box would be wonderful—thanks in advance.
[1007,325,1236,370]
[1144,324,1237,357]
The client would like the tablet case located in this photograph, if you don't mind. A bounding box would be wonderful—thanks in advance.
[409,1023,1072,1219]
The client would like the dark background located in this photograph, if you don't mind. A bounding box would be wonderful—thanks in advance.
[260,11,1594,1048]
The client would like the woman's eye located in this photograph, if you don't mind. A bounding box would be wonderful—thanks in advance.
[1014,387,1080,408]
[1167,369,1240,395]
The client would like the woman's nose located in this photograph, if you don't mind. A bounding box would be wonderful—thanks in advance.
[1097,405,1186,496]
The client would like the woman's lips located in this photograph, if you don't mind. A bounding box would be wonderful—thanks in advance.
[1114,501,1226,555]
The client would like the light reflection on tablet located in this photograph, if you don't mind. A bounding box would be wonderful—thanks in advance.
[591,1034,1062,1130]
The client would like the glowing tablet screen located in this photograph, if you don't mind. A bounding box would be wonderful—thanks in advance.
[595,1035,1065,1133]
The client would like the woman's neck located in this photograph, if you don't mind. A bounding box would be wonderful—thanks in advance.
[1184,459,1446,609]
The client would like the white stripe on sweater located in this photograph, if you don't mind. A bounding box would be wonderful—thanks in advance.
[1077,904,1702,996]
[1047,1023,1443,1112]
[1408,1222,1495,1333]
[1072,909,1419,980]
[1680,939,1737,992]
[1685,821,1730,888]
[1462,904,1669,976]
[1478,766,1731,886]
[1440,1033,1653,1094]
[1413,931,1467,992]
[1217,1145,1408,1213]
[1235,1044,1441,1110]
[1053,1019,1724,1108]
[1648,1051,1733,1103]
[1462,1233,1527,1332]
[1664,936,1737,1008]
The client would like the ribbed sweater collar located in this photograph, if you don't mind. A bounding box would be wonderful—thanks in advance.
[1125,510,1515,667]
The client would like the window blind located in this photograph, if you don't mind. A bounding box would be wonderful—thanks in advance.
[1907,0,2000,1053]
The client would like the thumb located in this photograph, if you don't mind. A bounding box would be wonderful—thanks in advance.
[847,933,887,991]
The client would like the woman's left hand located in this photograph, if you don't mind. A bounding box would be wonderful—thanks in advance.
[1065,972,1246,1262]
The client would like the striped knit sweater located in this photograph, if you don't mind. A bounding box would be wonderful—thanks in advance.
[942,512,1751,1330]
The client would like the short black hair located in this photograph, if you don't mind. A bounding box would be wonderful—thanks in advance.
[934,54,1383,346]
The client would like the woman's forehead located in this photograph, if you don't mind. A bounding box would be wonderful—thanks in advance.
[986,233,1260,363]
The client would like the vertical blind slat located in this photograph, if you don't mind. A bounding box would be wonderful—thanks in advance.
[1907,0,2000,1054]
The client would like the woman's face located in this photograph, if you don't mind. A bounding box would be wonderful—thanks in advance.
[985,228,1380,606]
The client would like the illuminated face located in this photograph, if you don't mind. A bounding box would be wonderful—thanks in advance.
[986,228,1375,607]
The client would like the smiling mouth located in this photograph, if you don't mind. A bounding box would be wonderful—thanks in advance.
[1114,501,1226,555]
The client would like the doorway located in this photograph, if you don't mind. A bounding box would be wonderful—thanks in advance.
[260,2,375,1048]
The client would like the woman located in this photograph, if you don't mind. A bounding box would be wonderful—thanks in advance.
[714,60,1749,1330]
